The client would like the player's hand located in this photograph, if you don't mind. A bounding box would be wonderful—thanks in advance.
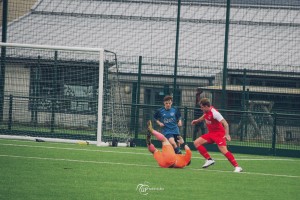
[177,120,182,127]
[177,136,184,144]
[191,120,197,125]
[225,134,231,141]
[184,145,190,151]
[158,122,164,127]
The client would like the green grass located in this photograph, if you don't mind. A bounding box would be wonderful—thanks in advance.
[0,139,299,200]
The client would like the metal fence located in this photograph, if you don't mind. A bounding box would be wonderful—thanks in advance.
[1,94,299,156]
[0,0,299,156]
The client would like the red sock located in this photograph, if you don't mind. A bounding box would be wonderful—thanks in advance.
[225,151,238,167]
[197,145,211,160]
[148,144,156,153]
[152,130,164,141]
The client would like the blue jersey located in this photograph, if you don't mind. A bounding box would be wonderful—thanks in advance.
[154,107,181,136]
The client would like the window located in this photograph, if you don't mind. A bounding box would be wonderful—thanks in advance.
[144,86,181,106]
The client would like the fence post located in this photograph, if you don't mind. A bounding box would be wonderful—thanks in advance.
[134,56,142,139]
[130,82,137,133]
[8,95,13,130]
[183,107,187,142]
[240,68,247,141]
[271,112,277,156]
[173,0,181,105]
[51,51,58,133]
[221,0,231,109]
[0,0,8,124]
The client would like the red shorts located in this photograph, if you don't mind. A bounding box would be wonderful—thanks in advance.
[201,131,227,146]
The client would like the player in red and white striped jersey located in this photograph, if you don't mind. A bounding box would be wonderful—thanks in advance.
[191,98,243,173]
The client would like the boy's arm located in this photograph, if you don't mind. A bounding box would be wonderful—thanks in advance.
[156,120,164,127]
[191,114,205,125]
[183,145,192,164]
[177,119,182,127]
[221,119,231,141]
[154,109,164,127]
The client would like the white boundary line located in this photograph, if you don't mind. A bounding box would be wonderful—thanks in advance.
[0,138,296,158]
[0,142,299,161]
[0,154,299,179]
[0,143,151,155]
[0,135,129,146]
[1,142,300,161]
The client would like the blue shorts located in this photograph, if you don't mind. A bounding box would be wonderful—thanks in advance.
[165,134,179,141]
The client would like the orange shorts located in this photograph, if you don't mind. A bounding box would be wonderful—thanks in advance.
[153,144,176,168]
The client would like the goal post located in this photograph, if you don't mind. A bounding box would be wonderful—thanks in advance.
[0,42,131,146]
[97,45,104,146]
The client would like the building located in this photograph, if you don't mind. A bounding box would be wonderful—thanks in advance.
[1,0,299,140]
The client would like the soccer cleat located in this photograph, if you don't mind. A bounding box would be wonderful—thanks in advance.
[234,166,243,173]
[146,134,151,145]
[202,159,215,168]
[146,130,151,137]
[147,120,154,133]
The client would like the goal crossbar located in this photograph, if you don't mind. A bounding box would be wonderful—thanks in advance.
[0,42,104,52]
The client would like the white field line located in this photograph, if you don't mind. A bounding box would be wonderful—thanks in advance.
[0,139,273,157]
[0,154,299,179]
[0,143,151,155]
[0,143,299,161]
[0,139,288,158]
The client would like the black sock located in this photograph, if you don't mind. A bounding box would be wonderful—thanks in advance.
[175,147,182,154]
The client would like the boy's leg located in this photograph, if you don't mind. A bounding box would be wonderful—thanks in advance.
[194,136,215,168]
[219,146,243,172]
[147,120,167,142]
[146,132,151,145]
[218,146,239,167]
[194,137,211,159]
[148,143,157,153]
[146,129,157,153]
[167,135,181,154]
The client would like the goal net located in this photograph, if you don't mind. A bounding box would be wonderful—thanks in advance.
[0,42,131,146]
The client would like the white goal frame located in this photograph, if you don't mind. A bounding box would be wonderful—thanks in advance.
[0,42,116,146]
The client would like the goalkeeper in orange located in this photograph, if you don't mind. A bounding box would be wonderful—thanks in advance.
[146,120,192,168]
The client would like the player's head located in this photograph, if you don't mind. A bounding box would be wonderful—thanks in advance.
[199,98,211,112]
[163,95,173,110]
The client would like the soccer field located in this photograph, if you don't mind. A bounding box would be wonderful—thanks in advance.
[0,139,299,200]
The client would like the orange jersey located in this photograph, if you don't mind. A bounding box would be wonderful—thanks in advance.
[173,149,192,168]
[153,144,191,168]
[153,144,176,168]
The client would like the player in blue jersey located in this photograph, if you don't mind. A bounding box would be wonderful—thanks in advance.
[153,95,182,154]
